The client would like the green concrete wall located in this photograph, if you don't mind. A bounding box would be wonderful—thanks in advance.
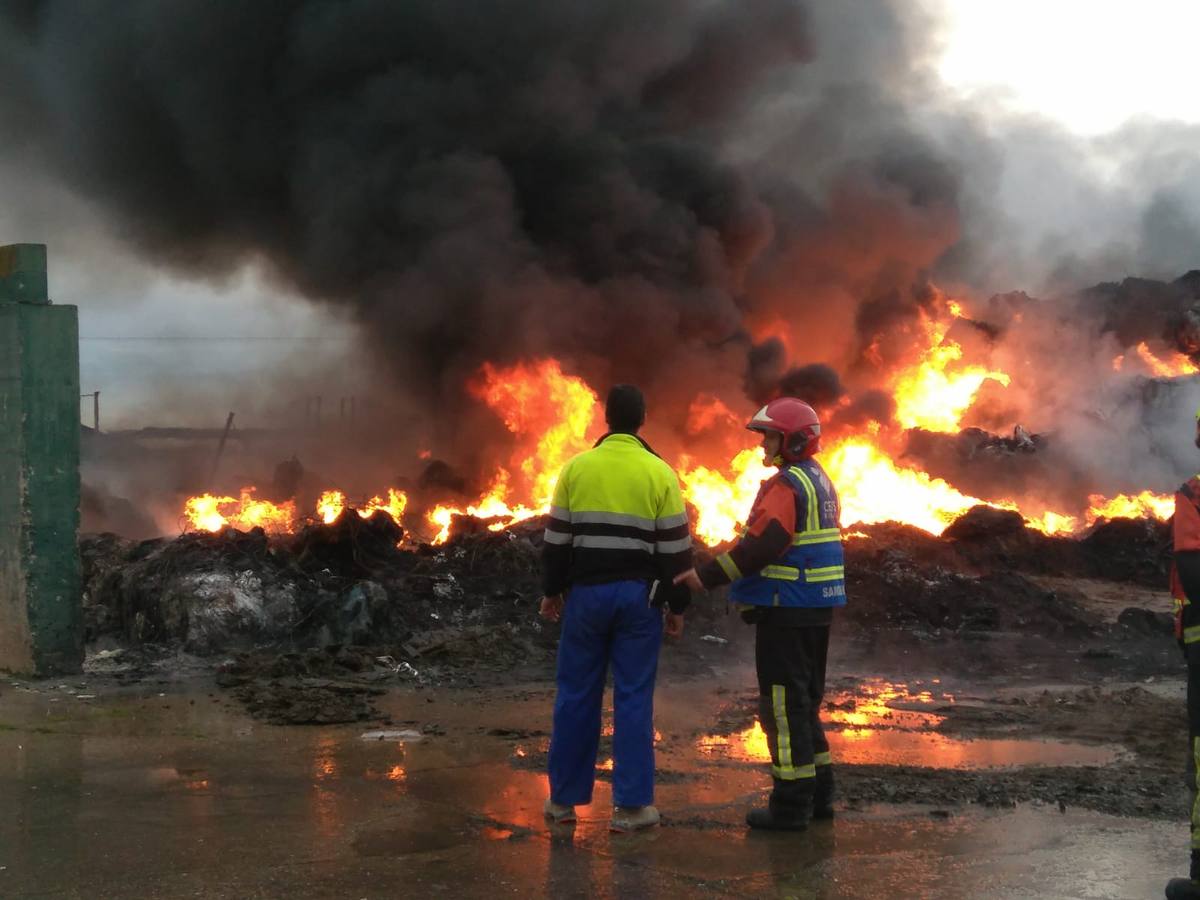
[0,304,31,670]
[0,245,82,675]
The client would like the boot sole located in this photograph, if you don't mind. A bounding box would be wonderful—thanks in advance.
[609,819,659,833]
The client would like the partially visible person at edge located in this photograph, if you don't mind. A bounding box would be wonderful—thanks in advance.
[1166,406,1200,899]
[539,384,693,833]
[675,397,845,830]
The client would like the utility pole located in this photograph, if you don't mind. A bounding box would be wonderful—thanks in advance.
[209,412,236,484]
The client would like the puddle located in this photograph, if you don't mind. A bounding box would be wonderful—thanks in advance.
[700,679,1122,769]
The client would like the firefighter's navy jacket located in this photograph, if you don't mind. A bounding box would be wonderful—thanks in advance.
[698,457,845,608]
[541,433,693,613]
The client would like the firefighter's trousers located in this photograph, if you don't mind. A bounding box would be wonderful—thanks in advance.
[755,618,832,813]
[1178,550,1200,878]
[548,579,662,808]
[1188,659,1200,876]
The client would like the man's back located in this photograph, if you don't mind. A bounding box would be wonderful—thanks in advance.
[543,433,691,607]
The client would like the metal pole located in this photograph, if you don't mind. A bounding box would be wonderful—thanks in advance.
[93,390,100,433]
[209,412,236,485]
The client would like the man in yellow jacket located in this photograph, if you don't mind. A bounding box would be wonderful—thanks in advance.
[540,385,692,832]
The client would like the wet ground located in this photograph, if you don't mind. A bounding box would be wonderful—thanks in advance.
[0,651,1190,899]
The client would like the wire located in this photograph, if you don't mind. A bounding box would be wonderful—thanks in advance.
[80,336,341,342]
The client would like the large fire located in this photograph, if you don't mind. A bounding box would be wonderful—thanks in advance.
[181,294,1185,547]
[1132,342,1200,378]
[679,448,775,546]
[891,310,1010,433]
[185,487,408,534]
[184,489,297,535]
[426,359,598,543]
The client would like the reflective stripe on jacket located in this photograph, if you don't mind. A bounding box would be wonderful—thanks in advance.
[541,433,693,611]
[728,458,846,609]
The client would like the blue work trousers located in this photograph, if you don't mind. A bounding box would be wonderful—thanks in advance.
[548,579,663,808]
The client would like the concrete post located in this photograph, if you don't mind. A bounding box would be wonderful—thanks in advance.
[0,244,83,675]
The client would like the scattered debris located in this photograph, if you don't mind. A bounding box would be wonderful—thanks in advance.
[360,730,423,742]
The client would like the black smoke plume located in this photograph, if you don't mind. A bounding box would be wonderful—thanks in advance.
[0,0,959,414]
[5,0,1200,508]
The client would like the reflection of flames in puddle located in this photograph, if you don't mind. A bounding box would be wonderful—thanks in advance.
[310,735,343,841]
[366,764,407,784]
[700,680,1119,770]
[701,680,950,762]
[698,721,771,760]
[826,681,948,741]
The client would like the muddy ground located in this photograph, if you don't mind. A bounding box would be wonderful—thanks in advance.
[65,507,1193,840]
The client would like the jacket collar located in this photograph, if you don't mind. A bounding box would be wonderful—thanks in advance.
[594,431,662,458]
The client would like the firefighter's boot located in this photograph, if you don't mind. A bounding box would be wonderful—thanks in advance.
[747,779,813,831]
[1166,852,1200,899]
[1167,878,1200,899]
[813,765,835,820]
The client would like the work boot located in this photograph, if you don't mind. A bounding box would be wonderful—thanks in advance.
[1166,877,1200,899]
[610,805,660,832]
[813,766,835,820]
[543,798,576,824]
[747,789,813,831]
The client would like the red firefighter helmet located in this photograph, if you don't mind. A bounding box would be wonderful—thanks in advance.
[746,397,821,462]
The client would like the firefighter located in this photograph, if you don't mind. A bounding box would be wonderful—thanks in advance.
[540,384,693,833]
[675,397,844,829]
[1166,407,1200,899]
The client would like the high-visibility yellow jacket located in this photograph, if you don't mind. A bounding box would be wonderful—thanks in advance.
[542,432,693,612]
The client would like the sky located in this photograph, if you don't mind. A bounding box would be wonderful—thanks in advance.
[6,0,1200,429]
[936,0,1200,135]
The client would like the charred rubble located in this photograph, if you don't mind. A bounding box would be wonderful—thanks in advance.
[81,502,1176,695]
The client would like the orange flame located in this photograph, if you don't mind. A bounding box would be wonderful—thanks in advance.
[1086,490,1173,524]
[180,302,1176,551]
[426,359,598,543]
[361,488,408,522]
[686,393,740,436]
[183,488,296,534]
[679,448,775,545]
[317,490,345,524]
[186,486,408,534]
[823,437,985,534]
[892,311,1009,433]
[1134,342,1199,378]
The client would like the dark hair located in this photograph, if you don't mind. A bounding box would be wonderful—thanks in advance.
[605,384,645,433]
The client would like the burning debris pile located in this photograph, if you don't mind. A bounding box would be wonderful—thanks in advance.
[82,511,546,656]
[82,500,1175,666]
[842,509,1170,637]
